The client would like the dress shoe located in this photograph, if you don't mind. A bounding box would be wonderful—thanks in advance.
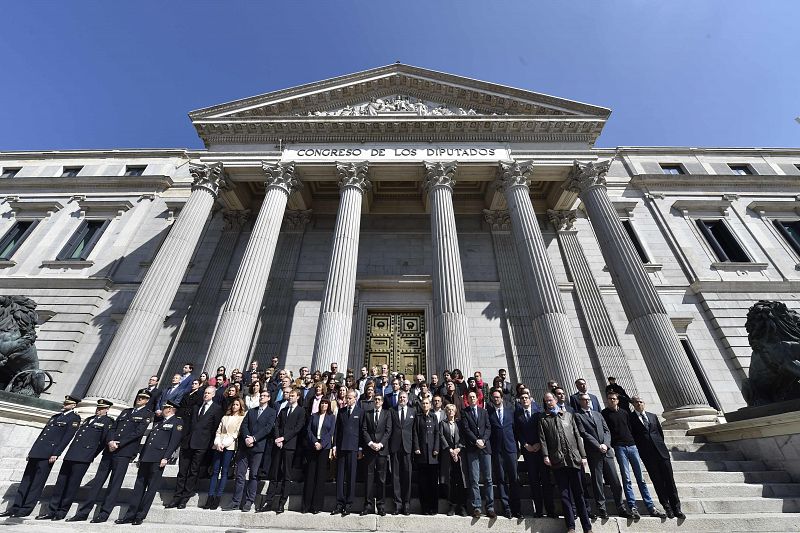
[36,513,55,520]
[275,507,284,514]
[341,509,350,517]
[222,505,239,511]
[650,508,667,519]
[66,515,88,522]
[513,512,524,519]
[503,511,512,519]
[311,510,319,514]
[359,509,370,516]
[447,507,455,516]
[378,509,386,516]
[164,501,178,509]
[115,517,133,524]
[401,508,410,516]
[0,511,16,518]
[589,511,597,520]
[52,515,66,521]
[486,509,497,518]
[331,507,343,515]
[132,519,144,525]
[630,507,641,520]
[91,517,108,523]
[598,509,609,520]
[472,509,482,518]
[547,512,558,519]
[176,502,186,510]
[675,511,686,520]
[242,505,252,512]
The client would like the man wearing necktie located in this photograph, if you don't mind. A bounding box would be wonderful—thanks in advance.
[460,391,495,518]
[333,390,362,516]
[489,389,521,519]
[513,391,555,518]
[630,397,684,520]
[261,389,306,513]
[361,395,392,515]
[389,391,415,515]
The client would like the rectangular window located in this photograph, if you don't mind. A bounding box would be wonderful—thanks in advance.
[61,166,82,177]
[1,167,21,179]
[621,219,650,263]
[773,220,800,256]
[679,339,721,411]
[728,164,752,175]
[124,165,146,177]
[0,221,38,260]
[659,164,685,175]
[696,219,750,262]
[56,219,109,261]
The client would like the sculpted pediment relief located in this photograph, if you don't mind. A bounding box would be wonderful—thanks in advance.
[304,95,486,117]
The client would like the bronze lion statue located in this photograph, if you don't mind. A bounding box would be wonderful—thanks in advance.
[743,300,800,406]
[0,295,51,397]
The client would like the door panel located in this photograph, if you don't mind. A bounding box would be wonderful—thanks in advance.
[365,311,426,375]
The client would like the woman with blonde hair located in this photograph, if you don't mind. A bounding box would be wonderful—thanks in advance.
[205,397,246,509]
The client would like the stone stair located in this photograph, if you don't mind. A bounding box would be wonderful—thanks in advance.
[0,428,798,532]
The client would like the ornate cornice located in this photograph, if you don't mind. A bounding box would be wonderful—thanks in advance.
[262,161,302,195]
[283,209,313,231]
[495,160,534,192]
[222,209,251,231]
[189,161,227,198]
[423,161,458,193]
[547,209,577,231]
[482,209,511,231]
[336,161,371,193]
[563,159,612,194]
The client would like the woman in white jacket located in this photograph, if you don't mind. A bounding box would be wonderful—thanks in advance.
[205,397,246,509]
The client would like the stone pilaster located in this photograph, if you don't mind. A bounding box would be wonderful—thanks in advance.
[204,162,301,375]
[310,162,371,372]
[425,161,472,374]
[87,161,226,404]
[564,160,716,425]
[548,209,637,397]
[496,161,582,388]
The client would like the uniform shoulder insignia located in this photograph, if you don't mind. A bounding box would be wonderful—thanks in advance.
[72,421,79,427]
[177,425,183,431]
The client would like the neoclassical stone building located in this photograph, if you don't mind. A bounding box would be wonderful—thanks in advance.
[2,64,799,425]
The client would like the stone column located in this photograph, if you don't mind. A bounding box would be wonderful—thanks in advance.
[496,161,582,388]
[87,162,226,404]
[564,160,716,426]
[310,162,371,372]
[205,162,301,375]
[548,209,637,397]
[425,161,472,374]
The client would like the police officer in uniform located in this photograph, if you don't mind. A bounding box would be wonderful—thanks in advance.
[69,389,153,523]
[0,396,81,518]
[36,399,115,520]
[116,400,183,525]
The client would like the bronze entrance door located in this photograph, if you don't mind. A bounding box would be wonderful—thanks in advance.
[364,311,426,376]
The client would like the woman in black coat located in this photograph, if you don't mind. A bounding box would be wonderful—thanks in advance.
[438,403,467,516]
[302,398,335,514]
[413,396,440,515]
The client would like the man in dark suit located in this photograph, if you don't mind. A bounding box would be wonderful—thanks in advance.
[116,400,183,525]
[1,396,81,518]
[575,393,629,519]
[488,388,522,519]
[69,390,153,523]
[630,397,684,519]
[157,373,185,416]
[553,387,575,413]
[361,394,392,516]
[332,389,362,516]
[167,386,223,509]
[569,378,602,412]
[384,379,401,410]
[37,399,115,521]
[461,390,496,518]
[143,375,162,413]
[260,388,306,513]
[389,391,415,515]
[227,390,276,512]
[513,390,555,518]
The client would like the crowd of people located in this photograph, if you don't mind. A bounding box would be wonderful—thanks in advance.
[2,358,685,533]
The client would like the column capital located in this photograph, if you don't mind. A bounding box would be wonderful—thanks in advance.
[482,209,511,231]
[336,161,372,193]
[283,209,313,231]
[190,161,227,198]
[563,159,612,194]
[495,160,534,192]
[423,161,457,193]
[547,209,577,231]
[222,209,251,231]
[262,161,303,195]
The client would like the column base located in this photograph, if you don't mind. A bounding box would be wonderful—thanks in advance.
[662,405,720,430]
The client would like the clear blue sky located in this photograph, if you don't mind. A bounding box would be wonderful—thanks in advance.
[1,1,797,150]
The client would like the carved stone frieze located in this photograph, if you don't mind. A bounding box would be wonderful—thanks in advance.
[563,159,612,194]
[305,95,482,117]
[496,160,534,192]
[283,209,313,231]
[482,209,511,231]
[189,161,227,197]
[423,161,458,193]
[547,209,577,231]
[262,161,303,195]
[222,209,251,231]
[335,161,372,193]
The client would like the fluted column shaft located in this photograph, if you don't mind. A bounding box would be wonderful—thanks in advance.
[311,162,371,372]
[498,161,582,388]
[87,162,226,404]
[205,162,301,374]
[565,160,713,418]
[425,162,472,374]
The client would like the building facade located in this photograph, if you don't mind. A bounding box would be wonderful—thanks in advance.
[2,64,799,424]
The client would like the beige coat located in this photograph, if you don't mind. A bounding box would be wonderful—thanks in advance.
[213,414,244,451]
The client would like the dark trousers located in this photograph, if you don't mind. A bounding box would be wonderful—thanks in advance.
[302,448,329,512]
[232,449,263,507]
[587,453,624,512]
[493,451,521,515]
[173,447,209,504]
[264,448,295,506]
[521,450,555,516]
[642,456,681,512]
[363,453,387,511]
[336,450,358,509]
[122,461,165,521]
[10,458,54,516]
[445,461,466,507]
[48,460,90,517]
[75,454,131,520]
[553,467,591,533]
[391,451,412,508]
[416,463,439,514]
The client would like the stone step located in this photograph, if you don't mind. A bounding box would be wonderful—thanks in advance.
[670,470,792,484]
[673,483,800,499]
[663,435,707,445]
[669,449,745,461]
[665,442,727,452]
[671,459,765,471]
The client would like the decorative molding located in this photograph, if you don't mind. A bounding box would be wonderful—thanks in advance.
[283,209,313,231]
[670,316,694,334]
[611,200,638,217]
[671,198,733,217]
[5,198,63,218]
[710,261,769,272]
[222,209,251,231]
[163,198,187,222]
[0,175,174,194]
[747,199,800,216]
[74,198,134,219]
[563,159,613,194]
[335,161,371,193]
[0,260,16,268]
[40,260,94,269]
[631,173,800,193]
[304,94,482,117]
[482,209,511,231]
[189,161,227,198]
[262,161,303,195]
[495,160,534,192]
[547,209,577,231]
[422,161,457,193]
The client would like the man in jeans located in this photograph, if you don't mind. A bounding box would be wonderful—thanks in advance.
[601,392,665,520]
